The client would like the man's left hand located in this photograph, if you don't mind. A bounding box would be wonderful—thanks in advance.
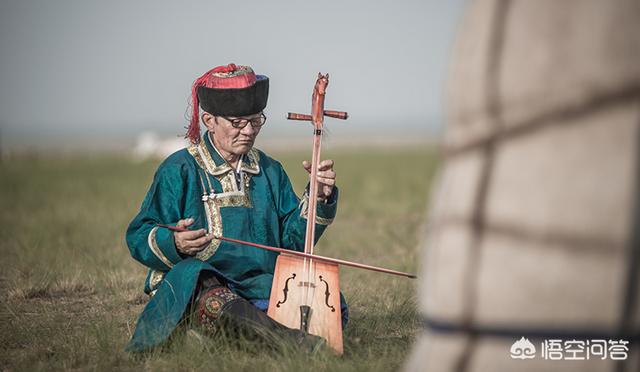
[302,159,336,201]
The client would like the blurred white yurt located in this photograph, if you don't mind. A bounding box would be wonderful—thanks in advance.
[132,131,187,160]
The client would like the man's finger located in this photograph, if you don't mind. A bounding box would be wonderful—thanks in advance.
[186,239,212,254]
[186,234,213,248]
[304,160,335,172]
[317,177,335,186]
[184,247,201,255]
[176,218,195,228]
[192,240,212,252]
[175,218,188,228]
[177,228,207,240]
[318,159,334,170]
[316,170,336,179]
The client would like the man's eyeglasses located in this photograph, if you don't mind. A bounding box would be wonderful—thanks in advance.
[223,113,267,129]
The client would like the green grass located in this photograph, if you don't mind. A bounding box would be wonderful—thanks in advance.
[0,147,438,371]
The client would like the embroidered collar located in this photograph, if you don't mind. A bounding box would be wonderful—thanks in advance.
[190,131,260,176]
[242,151,261,174]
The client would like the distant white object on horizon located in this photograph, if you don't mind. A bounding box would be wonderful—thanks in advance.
[132,131,187,160]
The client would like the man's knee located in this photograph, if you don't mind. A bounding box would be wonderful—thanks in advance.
[193,277,240,333]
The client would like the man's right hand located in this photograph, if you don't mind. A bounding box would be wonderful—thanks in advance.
[174,218,213,256]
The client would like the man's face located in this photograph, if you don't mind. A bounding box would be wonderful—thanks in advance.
[203,112,263,157]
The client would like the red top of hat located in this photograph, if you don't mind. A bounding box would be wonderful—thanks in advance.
[201,63,257,89]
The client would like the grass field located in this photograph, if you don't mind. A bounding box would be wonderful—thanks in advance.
[0,147,438,371]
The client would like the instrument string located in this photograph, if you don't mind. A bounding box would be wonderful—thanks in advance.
[301,115,324,308]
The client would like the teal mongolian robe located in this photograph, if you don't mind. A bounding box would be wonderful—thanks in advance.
[124,132,340,352]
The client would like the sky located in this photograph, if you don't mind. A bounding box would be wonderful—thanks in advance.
[0,0,467,150]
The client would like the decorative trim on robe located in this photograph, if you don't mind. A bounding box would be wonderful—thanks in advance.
[190,140,231,176]
[315,215,335,226]
[188,138,260,177]
[187,140,258,208]
[298,191,336,226]
[241,149,260,174]
[195,197,223,261]
[147,269,166,297]
[148,226,176,268]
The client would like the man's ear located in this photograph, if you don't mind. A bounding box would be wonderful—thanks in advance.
[201,112,216,131]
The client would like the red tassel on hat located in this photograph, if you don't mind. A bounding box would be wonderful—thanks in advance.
[186,68,215,144]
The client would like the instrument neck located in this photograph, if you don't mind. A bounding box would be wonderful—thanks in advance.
[303,127,323,255]
[304,78,327,255]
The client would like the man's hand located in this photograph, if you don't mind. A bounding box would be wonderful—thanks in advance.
[173,218,213,256]
[302,159,336,201]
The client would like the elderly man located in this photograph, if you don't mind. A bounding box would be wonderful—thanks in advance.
[125,64,344,352]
